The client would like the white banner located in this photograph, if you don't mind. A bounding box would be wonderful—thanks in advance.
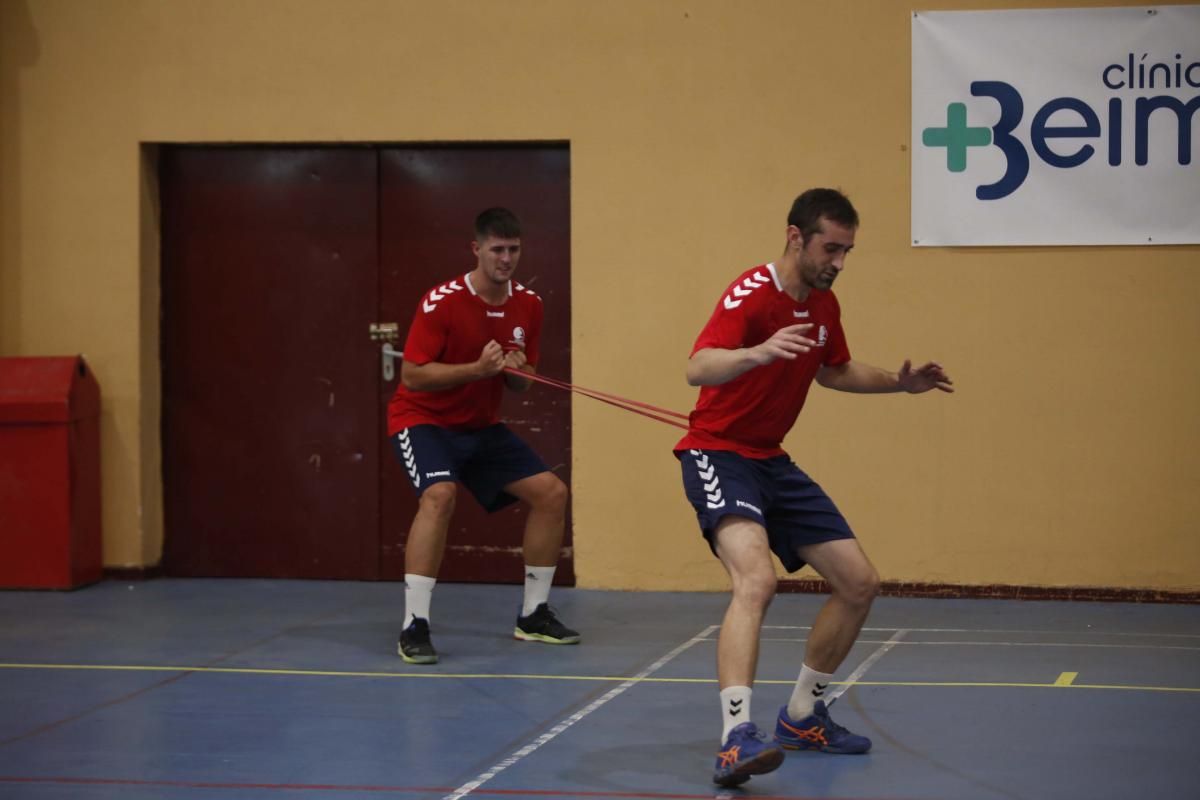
[912,6,1200,246]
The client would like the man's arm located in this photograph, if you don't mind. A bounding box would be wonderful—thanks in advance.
[501,349,534,392]
[401,340,505,392]
[686,323,816,386]
[816,359,953,394]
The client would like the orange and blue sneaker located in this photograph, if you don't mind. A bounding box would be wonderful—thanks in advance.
[774,700,872,754]
[712,722,785,787]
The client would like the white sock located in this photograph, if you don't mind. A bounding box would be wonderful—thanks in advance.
[787,663,834,720]
[720,685,752,742]
[522,565,556,616]
[404,574,436,628]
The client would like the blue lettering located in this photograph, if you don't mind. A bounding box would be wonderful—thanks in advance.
[1135,95,1200,165]
[1108,98,1122,166]
[1031,98,1101,168]
[936,76,1198,198]
[1103,63,1125,90]
[970,81,1029,200]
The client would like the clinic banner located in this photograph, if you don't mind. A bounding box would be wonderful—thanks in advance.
[911,6,1200,246]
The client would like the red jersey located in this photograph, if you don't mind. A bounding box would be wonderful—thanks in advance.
[675,263,851,458]
[387,273,543,434]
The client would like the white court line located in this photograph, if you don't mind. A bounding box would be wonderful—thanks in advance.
[441,624,719,800]
[761,625,1200,639]
[826,629,907,705]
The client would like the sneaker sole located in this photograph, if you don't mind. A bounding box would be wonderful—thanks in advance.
[397,645,438,664]
[712,747,785,787]
[513,628,581,644]
[775,739,870,754]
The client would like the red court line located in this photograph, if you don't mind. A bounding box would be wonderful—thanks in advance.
[0,775,916,800]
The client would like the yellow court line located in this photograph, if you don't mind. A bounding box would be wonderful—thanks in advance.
[0,663,614,681]
[1,662,1198,694]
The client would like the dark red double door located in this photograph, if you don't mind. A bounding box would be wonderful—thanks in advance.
[161,146,572,583]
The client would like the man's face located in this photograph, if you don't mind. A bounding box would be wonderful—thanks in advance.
[473,235,521,285]
[797,219,855,290]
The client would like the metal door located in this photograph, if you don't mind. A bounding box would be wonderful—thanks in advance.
[162,147,381,578]
[161,145,572,583]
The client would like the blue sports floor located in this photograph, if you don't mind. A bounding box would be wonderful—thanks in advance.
[0,579,1197,799]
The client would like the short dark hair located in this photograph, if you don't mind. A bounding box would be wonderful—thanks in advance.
[787,189,859,242]
[474,207,522,240]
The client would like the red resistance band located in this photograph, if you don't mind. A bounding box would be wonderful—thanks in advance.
[504,367,691,430]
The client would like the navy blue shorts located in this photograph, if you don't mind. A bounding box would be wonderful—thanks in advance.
[676,448,854,573]
[392,424,549,513]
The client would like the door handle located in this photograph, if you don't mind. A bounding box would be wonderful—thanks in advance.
[382,344,403,382]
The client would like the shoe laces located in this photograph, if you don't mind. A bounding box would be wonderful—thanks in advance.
[529,603,563,622]
[730,724,765,744]
[814,704,849,736]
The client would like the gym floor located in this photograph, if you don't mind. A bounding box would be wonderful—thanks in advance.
[1,579,1197,799]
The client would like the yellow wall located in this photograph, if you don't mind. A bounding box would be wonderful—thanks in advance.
[2,0,1197,591]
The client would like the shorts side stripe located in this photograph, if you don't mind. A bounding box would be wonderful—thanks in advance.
[398,428,421,488]
[689,449,725,510]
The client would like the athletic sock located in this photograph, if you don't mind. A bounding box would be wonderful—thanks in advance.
[720,685,753,742]
[787,663,834,720]
[403,574,436,629]
[521,565,556,616]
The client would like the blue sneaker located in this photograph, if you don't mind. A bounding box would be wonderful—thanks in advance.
[712,722,785,787]
[774,700,871,753]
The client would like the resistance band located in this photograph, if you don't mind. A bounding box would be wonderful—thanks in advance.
[504,367,690,430]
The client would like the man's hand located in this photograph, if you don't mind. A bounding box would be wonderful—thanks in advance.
[503,348,528,372]
[501,347,533,391]
[476,340,506,378]
[898,360,954,393]
[749,323,816,366]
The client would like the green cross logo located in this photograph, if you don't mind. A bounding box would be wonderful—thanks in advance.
[922,102,992,172]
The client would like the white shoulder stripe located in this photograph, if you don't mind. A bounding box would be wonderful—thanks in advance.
[515,282,541,300]
[721,269,772,310]
[422,278,466,313]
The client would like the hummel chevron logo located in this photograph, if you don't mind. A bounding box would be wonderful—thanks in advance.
[690,450,724,509]
[722,271,771,310]
[398,429,420,488]
[423,280,464,313]
[730,699,743,717]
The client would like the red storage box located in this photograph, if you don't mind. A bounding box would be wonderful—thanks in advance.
[0,356,102,589]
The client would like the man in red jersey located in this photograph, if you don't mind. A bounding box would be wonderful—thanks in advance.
[676,189,953,787]
[389,207,578,665]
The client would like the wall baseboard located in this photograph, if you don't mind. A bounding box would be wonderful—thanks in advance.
[103,566,164,581]
[778,578,1200,604]
[94,570,1200,603]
